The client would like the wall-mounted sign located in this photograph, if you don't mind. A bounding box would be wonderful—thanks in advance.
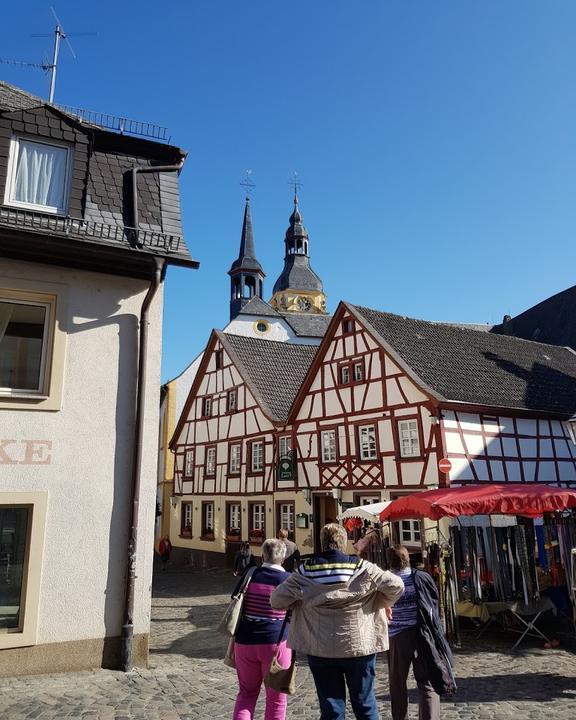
[277,451,296,482]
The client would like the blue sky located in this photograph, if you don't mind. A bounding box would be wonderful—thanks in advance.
[3,2,576,382]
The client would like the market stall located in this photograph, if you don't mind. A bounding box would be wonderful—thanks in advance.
[338,501,392,567]
[380,484,576,648]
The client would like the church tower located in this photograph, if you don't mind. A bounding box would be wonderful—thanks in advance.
[228,197,265,320]
[270,194,327,314]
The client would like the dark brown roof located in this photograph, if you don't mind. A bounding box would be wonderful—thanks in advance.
[219,333,317,422]
[351,304,576,418]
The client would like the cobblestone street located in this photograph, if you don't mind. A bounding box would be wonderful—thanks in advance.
[1,567,575,719]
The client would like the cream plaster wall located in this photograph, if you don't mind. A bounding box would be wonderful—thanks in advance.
[0,258,162,647]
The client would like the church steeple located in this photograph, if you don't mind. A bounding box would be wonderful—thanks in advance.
[228,197,265,320]
[270,195,327,315]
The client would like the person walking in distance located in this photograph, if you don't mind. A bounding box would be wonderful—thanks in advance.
[234,541,257,577]
[271,523,404,720]
[232,538,290,720]
[386,545,455,720]
[277,528,300,572]
[158,535,172,571]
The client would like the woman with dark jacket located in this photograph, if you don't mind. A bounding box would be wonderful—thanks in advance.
[386,545,455,720]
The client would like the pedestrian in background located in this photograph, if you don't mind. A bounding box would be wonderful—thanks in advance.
[159,535,172,571]
[232,538,290,720]
[271,523,404,720]
[234,541,257,577]
[386,545,455,720]
[277,528,300,572]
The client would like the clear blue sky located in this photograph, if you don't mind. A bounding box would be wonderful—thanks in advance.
[3,2,576,382]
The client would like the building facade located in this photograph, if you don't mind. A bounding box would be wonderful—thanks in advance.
[0,80,197,676]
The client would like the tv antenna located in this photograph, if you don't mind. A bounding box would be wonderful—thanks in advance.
[30,7,96,103]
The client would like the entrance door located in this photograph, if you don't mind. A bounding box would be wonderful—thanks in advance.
[312,494,339,552]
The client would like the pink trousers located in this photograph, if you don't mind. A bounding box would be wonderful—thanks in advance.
[232,641,290,720]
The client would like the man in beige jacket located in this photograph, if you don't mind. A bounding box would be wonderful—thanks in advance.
[271,523,404,720]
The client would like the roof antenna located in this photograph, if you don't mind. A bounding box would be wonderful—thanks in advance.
[31,7,96,103]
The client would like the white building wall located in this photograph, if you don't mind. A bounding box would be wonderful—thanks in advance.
[0,259,162,645]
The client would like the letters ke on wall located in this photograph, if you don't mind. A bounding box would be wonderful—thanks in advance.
[0,440,52,465]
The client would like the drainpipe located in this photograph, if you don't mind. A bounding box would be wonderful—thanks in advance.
[131,160,185,244]
[121,255,165,672]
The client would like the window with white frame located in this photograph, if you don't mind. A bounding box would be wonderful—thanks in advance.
[278,502,295,532]
[251,440,264,472]
[5,138,71,214]
[353,361,364,382]
[250,503,265,531]
[229,443,241,474]
[279,435,292,459]
[358,424,377,460]
[227,389,237,413]
[320,429,337,463]
[205,446,216,476]
[339,365,350,385]
[181,502,192,534]
[227,503,241,537]
[398,419,421,458]
[400,519,421,545]
[183,449,194,478]
[201,397,212,417]
[0,294,54,395]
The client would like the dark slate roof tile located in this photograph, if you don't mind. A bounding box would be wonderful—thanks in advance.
[219,333,317,422]
[282,312,332,338]
[352,304,576,417]
[237,296,282,318]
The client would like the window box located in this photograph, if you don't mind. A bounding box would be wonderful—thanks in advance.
[179,526,192,539]
[248,528,264,545]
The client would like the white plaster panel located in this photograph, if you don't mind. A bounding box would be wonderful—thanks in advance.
[554,439,572,458]
[485,435,503,457]
[502,437,518,457]
[472,459,489,481]
[482,417,502,433]
[339,387,352,414]
[323,365,335,389]
[299,422,316,434]
[538,462,557,482]
[333,341,344,360]
[538,420,552,436]
[365,334,378,350]
[424,454,439,486]
[312,393,323,418]
[344,336,355,356]
[489,460,506,482]
[379,420,395,453]
[463,433,486,458]
[299,396,312,419]
[370,352,382,380]
[385,357,401,375]
[363,382,383,410]
[558,461,576,481]
[386,379,404,406]
[456,413,482,432]
[498,417,515,434]
[246,412,260,435]
[442,410,457,429]
[394,406,417,417]
[550,421,565,438]
[505,461,522,481]
[0,261,163,644]
[382,456,398,485]
[516,419,537,436]
[445,432,465,455]
[539,439,554,458]
[398,376,426,403]
[519,439,537,457]
[228,413,245,437]
[449,457,475,481]
[310,374,322,392]
[353,385,365,410]
[523,461,537,482]
[402,463,424,485]
[356,334,367,354]
[225,316,293,342]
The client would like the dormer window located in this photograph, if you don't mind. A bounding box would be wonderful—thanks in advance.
[5,138,72,215]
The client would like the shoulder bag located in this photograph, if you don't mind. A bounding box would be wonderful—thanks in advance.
[217,565,257,636]
[263,613,296,695]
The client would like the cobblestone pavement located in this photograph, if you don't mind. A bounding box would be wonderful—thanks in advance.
[1,567,575,719]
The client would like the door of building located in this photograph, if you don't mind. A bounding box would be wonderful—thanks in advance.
[312,494,339,552]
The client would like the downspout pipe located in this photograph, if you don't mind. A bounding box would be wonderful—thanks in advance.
[121,255,165,672]
[131,160,185,244]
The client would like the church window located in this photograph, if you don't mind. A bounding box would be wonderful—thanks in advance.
[358,425,377,461]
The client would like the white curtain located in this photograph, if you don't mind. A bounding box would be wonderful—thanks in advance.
[0,302,14,343]
[14,141,67,208]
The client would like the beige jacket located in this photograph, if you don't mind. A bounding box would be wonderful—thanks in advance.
[270,558,404,658]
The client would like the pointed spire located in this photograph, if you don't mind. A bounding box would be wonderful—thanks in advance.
[285,193,309,256]
[229,197,263,273]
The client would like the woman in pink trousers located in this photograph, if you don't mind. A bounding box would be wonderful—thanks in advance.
[232,538,291,720]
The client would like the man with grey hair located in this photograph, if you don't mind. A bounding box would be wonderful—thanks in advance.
[271,523,404,719]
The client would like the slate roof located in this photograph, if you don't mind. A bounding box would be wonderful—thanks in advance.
[237,296,282,318]
[351,304,576,418]
[0,80,41,112]
[273,254,325,294]
[491,284,576,350]
[219,333,318,422]
[282,312,332,338]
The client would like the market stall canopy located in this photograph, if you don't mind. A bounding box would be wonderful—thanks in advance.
[379,484,576,521]
[338,501,392,522]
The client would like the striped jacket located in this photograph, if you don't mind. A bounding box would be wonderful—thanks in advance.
[270,550,405,658]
